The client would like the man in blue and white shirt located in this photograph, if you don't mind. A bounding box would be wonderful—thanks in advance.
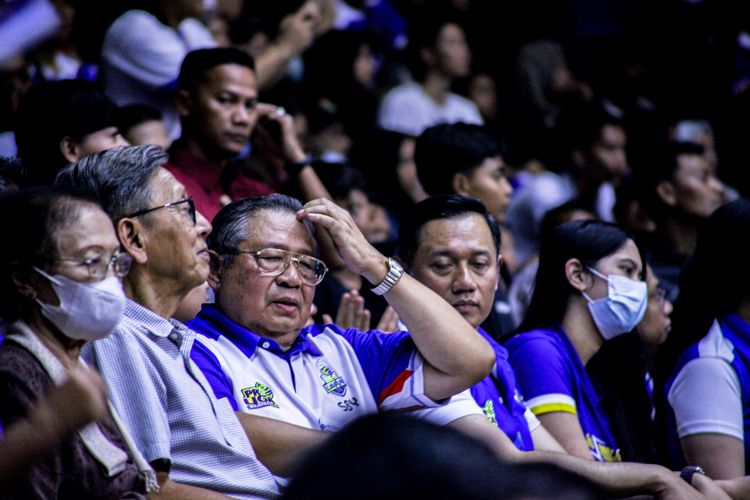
[189,194,495,441]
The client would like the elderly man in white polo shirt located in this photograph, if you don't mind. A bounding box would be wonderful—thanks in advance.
[188,194,494,437]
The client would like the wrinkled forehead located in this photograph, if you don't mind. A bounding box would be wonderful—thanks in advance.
[243,208,318,255]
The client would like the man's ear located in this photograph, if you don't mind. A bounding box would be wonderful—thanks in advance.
[452,172,471,196]
[564,258,591,292]
[495,254,504,291]
[116,218,148,265]
[655,180,677,207]
[207,250,223,291]
[59,136,81,163]
[175,89,192,117]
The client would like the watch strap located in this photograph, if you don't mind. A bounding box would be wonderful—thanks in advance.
[371,257,404,296]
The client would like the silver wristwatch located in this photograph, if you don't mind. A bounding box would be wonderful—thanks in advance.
[371,257,404,296]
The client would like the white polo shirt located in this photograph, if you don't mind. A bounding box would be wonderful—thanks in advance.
[188,304,463,432]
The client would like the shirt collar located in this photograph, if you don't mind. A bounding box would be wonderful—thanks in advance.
[124,298,177,338]
[168,143,224,191]
[189,304,322,358]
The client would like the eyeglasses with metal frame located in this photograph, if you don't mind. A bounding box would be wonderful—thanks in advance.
[124,198,196,225]
[226,247,328,286]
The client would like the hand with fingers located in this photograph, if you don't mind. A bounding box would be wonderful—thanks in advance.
[254,103,307,165]
[322,290,371,331]
[297,199,386,284]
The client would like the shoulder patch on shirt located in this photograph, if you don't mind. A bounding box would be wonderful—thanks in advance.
[319,360,348,397]
[241,382,279,410]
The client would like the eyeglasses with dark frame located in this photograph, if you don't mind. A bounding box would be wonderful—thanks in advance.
[227,247,328,286]
[125,198,196,225]
[54,252,133,280]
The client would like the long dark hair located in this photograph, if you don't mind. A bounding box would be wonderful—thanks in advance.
[516,219,641,334]
[656,198,750,382]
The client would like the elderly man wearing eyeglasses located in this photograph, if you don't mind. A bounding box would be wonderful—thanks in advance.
[186,194,495,454]
[57,145,318,499]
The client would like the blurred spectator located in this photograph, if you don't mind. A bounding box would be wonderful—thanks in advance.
[0,156,23,194]
[312,163,393,325]
[506,101,629,265]
[283,413,602,500]
[303,29,380,147]
[640,141,724,302]
[101,0,215,139]
[377,16,481,136]
[116,104,172,151]
[15,79,128,186]
[25,0,97,82]
[508,200,596,329]
[659,199,750,478]
[671,118,739,202]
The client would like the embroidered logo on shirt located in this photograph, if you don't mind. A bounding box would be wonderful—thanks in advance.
[585,433,622,462]
[319,361,347,396]
[482,400,497,425]
[241,382,279,409]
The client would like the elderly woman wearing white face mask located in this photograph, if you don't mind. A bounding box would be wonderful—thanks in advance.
[0,188,152,498]
[505,220,648,463]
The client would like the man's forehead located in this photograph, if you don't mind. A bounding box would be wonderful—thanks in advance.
[240,209,315,252]
[202,63,257,90]
[149,167,186,200]
[417,214,496,254]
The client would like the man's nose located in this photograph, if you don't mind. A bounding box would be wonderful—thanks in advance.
[276,258,303,287]
[451,264,476,293]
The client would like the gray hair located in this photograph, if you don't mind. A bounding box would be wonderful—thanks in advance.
[55,145,167,220]
[208,194,318,263]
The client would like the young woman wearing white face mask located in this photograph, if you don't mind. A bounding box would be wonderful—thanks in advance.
[0,189,150,498]
[505,220,648,462]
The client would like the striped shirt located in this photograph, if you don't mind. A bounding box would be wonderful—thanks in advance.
[82,299,279,498]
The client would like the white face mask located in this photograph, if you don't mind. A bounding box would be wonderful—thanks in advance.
[582,267,648,340]
[33,267,126,341]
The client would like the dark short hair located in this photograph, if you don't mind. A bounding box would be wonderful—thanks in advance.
[208,194,318,265]
[639,141,705,214]
[517,219,643,334]
[178,47,255,93]
[313,163,367,201]
[405,14,458,82]
[0,187,100,321]
[15,79,119,186]
[657,198,749,382]
[55,145,167,221]
[116,104,163,135]
[557,101,625,154]
[414,123,504,196]
[283,413,601,500]
[398,194,500,267]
